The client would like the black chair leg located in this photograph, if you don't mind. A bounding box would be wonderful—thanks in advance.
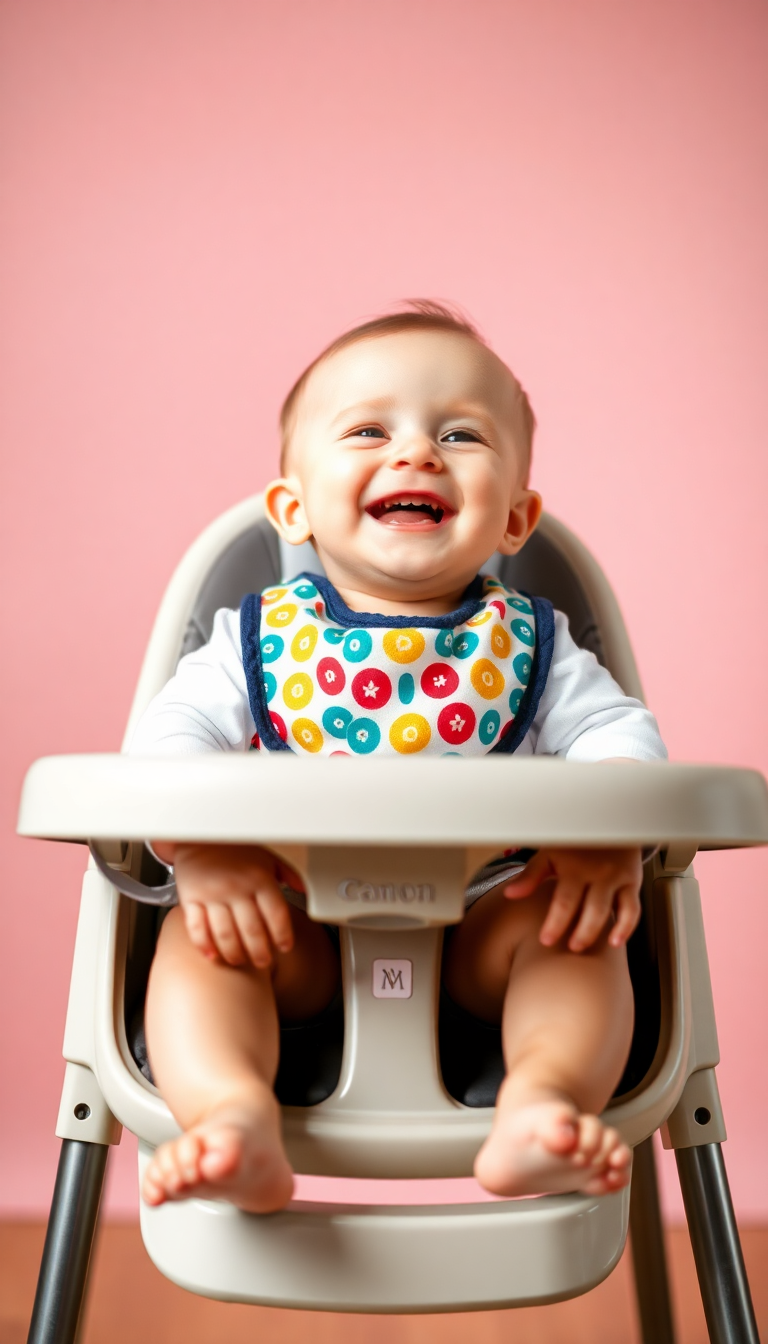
[27,1139,109,1344]
[629,1136,677,1344]
[675,1142,759,1344]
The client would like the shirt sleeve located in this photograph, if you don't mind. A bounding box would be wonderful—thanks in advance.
[127,608,255,756]
[524,609,667,762]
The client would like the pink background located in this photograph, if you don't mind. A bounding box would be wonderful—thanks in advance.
[1,0,766,1221]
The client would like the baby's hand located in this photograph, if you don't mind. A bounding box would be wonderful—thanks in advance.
[153,842,296,968]
[504,847,643,952]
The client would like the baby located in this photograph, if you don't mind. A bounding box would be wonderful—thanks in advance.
[131,302,666,1213]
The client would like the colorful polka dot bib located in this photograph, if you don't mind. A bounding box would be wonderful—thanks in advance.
[240,574,554,759]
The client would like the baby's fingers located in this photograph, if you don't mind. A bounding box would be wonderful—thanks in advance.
[255,886,294,955]
[183,902,218,960]
[609,886,642,948]
[568,883,617,951]
[230,898,274,969]
[540,880,587,946]
[205,902,249,966]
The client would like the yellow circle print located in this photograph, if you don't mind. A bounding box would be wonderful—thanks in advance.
[266,602,298,629]
[291,624,318,662]
[382,629,426,664]
[466,609,493,627]
[261,586,288,605]
[490,623,511,658]
[389,713,431,753]
[470,658,505,700]
[283,672,314,709]
[292,718,323,753]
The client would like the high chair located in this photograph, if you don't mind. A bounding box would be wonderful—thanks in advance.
[17,496,768,1344]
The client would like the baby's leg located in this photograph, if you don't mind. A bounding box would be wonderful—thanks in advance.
[443,884,634,1197]
[142,905,339,1212]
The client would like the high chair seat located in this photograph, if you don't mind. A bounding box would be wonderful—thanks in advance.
[19,496,768,1339]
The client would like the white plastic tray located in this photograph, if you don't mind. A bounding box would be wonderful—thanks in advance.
[18,754,768,849]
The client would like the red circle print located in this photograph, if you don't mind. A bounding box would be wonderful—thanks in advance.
[420,662,459,699]
[437,702,476,744]
[269,711,288,741]
[351,666,392,710]
[490,599,506,621]
[317,657,346,696]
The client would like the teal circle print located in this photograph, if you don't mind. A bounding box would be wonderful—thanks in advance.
[294,582,318,599]
[323,627,346,645]
[507,595,532,613]
[479,709,501,744]
[452,631,479,660]
[262,671,277,703]
[322,706,353,739]
[511,618,535,647]
[347,716,381,754]
[343,629,373,663]
[508,686,524,715]
[398,673,415,704]
[260,635,284,663]
[513,652,532,685]
[435,628,454,657]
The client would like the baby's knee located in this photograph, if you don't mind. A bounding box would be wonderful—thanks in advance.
[443,885,552,1018]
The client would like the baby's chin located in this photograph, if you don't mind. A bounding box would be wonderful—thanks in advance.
[316,542,480,601]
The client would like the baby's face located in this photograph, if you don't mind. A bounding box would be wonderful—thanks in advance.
[267,329,541,611]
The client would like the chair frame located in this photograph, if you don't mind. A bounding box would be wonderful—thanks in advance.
[19,498,764,1343]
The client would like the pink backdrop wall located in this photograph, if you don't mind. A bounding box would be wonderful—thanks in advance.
[1,0,766,1220]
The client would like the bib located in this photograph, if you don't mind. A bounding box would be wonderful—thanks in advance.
[241,574,554,758]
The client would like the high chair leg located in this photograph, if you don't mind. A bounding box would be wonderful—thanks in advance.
[675,1143,759,1344]
[629,1136,677,1344]
[27,1139,109,1344]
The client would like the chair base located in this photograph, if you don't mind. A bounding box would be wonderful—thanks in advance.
[27,1139,108,1344]
[138,1146,630,1313]
[676,1143,759,1344]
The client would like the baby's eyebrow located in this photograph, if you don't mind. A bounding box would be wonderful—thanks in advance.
[329,398,397,430]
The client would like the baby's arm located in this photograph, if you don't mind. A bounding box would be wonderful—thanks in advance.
[132,610,299,965]
[517,611,667,950]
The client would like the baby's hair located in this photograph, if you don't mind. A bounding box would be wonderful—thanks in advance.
[278,300,536,474]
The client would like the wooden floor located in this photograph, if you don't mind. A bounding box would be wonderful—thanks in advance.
[2,1222,766,1344]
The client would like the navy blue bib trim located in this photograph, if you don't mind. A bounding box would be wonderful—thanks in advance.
[241,592,292,751]
[309,572,487,628]
[490,594,555,755]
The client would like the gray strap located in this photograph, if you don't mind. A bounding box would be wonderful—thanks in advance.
[88,842,178,907]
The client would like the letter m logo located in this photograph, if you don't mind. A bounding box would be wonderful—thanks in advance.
[372,958,413,999]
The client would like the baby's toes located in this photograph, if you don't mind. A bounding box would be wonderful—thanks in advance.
[156,1144,185,1194]
[574,1114,604,1165]
[198,1129,242,1181]
[539,1105,580,1156]
[176,1132,206,1186]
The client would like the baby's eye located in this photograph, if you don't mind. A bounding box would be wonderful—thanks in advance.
[354,426,387,438]
[441,429,482,444]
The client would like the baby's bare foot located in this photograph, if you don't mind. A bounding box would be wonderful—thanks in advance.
[474,1098,631,1198]
[142,1094,294,1214]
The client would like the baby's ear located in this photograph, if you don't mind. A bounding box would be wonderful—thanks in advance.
[263,478,312,544]
[497,489,543,556]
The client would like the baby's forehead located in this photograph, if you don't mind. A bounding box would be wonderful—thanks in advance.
[298,329,516,423]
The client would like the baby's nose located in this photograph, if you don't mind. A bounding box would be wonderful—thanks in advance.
[392,436,442,470]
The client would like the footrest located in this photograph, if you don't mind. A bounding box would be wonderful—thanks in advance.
[138,1147,630,1312]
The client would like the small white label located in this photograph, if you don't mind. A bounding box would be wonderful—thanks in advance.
[372,959,413,999]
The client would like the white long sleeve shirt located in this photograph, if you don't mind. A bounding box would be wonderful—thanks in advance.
[129,606,667,763]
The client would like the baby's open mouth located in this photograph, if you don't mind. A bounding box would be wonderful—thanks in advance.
[365,493,454,529]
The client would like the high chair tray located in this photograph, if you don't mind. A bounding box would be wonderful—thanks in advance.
[18,754,768,848]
